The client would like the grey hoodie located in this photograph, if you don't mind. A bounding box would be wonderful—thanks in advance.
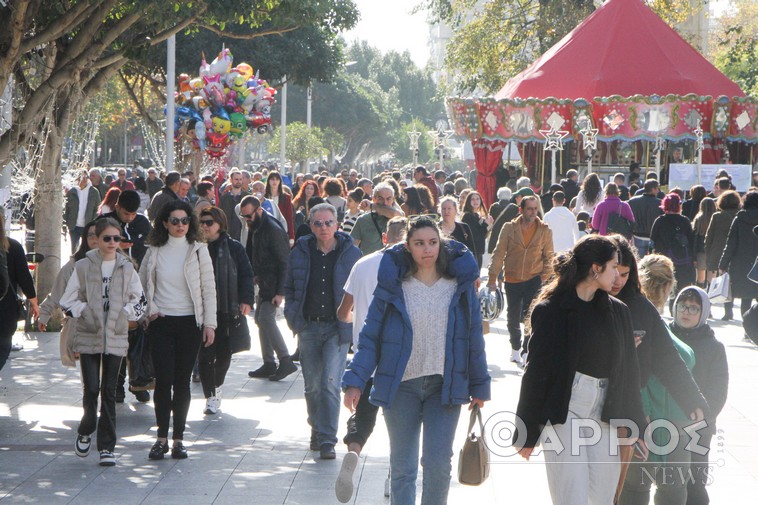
[673,285,710,328]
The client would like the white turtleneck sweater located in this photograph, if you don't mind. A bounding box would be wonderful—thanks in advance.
[153,235,194,316]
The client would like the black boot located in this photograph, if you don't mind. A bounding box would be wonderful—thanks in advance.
[269,357,298,381]
[248,362,277,378]
[722,301,734,321]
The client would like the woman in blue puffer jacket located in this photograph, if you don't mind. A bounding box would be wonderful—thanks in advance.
[342,216,490,505]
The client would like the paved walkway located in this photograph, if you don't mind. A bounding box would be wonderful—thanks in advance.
[0,307,756,503]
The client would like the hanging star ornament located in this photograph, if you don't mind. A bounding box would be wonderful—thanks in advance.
[694,123,704,152]
[539,127,569,151]
[579,126,599,152]
[654,135,666,154]
[408,128,421,151]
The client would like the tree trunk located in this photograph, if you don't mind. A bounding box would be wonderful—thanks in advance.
[34,119,64,300]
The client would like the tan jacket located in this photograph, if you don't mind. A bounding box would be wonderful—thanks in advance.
[488,215,554,283]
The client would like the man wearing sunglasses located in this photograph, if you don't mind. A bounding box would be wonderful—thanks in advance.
[284,203,361,460]
[237,195,296,382]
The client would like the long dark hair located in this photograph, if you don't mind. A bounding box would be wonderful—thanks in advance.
[147,200,200,246]
[609,234,640,300]
[531,235,619,309]
[73,220,98,261]
[264,170,283,198]
[581,173,602,204]
[402,216,453,280]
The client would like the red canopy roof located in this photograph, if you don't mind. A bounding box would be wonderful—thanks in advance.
[495,0,745,100]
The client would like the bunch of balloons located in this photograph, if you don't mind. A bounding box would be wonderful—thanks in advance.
[172,47,277,158]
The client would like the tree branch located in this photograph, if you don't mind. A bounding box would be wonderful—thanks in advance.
[148,9,207,46]
[19,1,97,54]
[198,23,300,39]
[119,70,161,135]
[0,0,32,95]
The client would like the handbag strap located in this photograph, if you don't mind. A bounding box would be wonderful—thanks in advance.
[467,405,485,435]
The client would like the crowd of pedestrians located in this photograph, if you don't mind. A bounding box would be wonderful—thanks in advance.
[1,159,754,504]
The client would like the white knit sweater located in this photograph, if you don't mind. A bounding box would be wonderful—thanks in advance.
[401,276,457,382]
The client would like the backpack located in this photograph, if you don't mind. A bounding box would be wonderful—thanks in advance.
[669,224,692,266]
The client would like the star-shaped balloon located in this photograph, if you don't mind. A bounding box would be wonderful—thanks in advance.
[539,127,569,151]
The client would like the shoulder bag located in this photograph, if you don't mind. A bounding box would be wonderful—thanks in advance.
[457,404,490,485]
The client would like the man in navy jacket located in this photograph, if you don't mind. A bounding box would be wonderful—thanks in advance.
[284,203,361,460]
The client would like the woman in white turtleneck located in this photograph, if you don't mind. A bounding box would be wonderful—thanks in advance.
[139,200,217,461]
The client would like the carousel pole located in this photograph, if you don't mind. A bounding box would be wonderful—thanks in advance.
[694,122,704,185]
[654,136,665,178]
[539,127,568,185]
[579,125,598,176]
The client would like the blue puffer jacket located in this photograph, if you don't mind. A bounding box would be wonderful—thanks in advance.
[284,231,361,344]
[342,240,491,408]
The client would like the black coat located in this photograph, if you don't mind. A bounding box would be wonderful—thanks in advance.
[560,178,580,203]
[705,208,738,271]
[447,221,476,257]
[461,212,488,262]
[719,208,758,298]
[487,203,519,254]
[515,288,646,448]
[651,213,695,266]
[628,194,663,237]
[617,290,709,417]
[249,211,290,300]
[0,238,36,317]
[669,322,728,428]
[0,249,8,299]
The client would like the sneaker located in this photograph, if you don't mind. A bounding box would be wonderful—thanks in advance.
[148,440,169,460]
[215,387,222,409]
[75,434,91,457]
[133,390,150,403]
[269,359,297,381]
[171,442,188,459]
[10,343,23,352]
[204,396,218,415]
[99,450,116,467]
[248,362,277,378]
[510,349,523,367]
[335,451,359,503]
[310,431,320,451]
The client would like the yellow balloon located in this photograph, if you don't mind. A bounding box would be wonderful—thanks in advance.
[235,63,254,81]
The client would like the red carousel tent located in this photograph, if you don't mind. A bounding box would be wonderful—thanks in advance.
[449,0,756,207]
[496,0,745,101]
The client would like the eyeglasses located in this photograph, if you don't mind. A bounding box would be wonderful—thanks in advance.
[168,217,190,226]
[101,235,122,243]
[676,303,701,315]
[240,213,255,220]
[312,220,336,228]
[200,219,215,227]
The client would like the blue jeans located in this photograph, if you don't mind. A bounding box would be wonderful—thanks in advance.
[633,236,652,257]
[383,375,462,505]
[298,321,348,447]
[69,226,84,254]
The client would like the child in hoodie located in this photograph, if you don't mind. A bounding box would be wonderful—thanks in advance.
[669,286,729,505]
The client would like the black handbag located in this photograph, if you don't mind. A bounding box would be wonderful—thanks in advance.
[16,297,28,322]
[606,202,633,239]
[228,314,251,354]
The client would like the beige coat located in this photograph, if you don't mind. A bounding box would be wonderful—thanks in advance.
[139,241,218,329]
[488,215,554,283]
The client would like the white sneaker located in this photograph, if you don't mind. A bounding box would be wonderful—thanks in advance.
[521,352,528,366]
[204,396,218,415]
[335,451,359,503]
[510,349,523,367]
[215,387,222,409]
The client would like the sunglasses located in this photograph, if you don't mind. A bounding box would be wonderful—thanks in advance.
[168,217,190,226]
[240,213,255,220]
[200,219,216,227]
[101,235,122,243]
[312,220,336,228]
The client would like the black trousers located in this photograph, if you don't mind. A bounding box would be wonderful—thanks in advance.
[687,432,712,505]
[504,275,542,352]
[149,316,202,440]
[0,310,17,371]
[198,323,232,398]
[343,377,379,448]
[79,353,123,452]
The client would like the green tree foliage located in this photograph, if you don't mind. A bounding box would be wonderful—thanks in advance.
[432,0,701,94]
[269,121,325,169]
[390,120,435,165]
[709,0,758,97]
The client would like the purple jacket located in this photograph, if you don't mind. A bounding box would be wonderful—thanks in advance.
[592,195,635,235]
